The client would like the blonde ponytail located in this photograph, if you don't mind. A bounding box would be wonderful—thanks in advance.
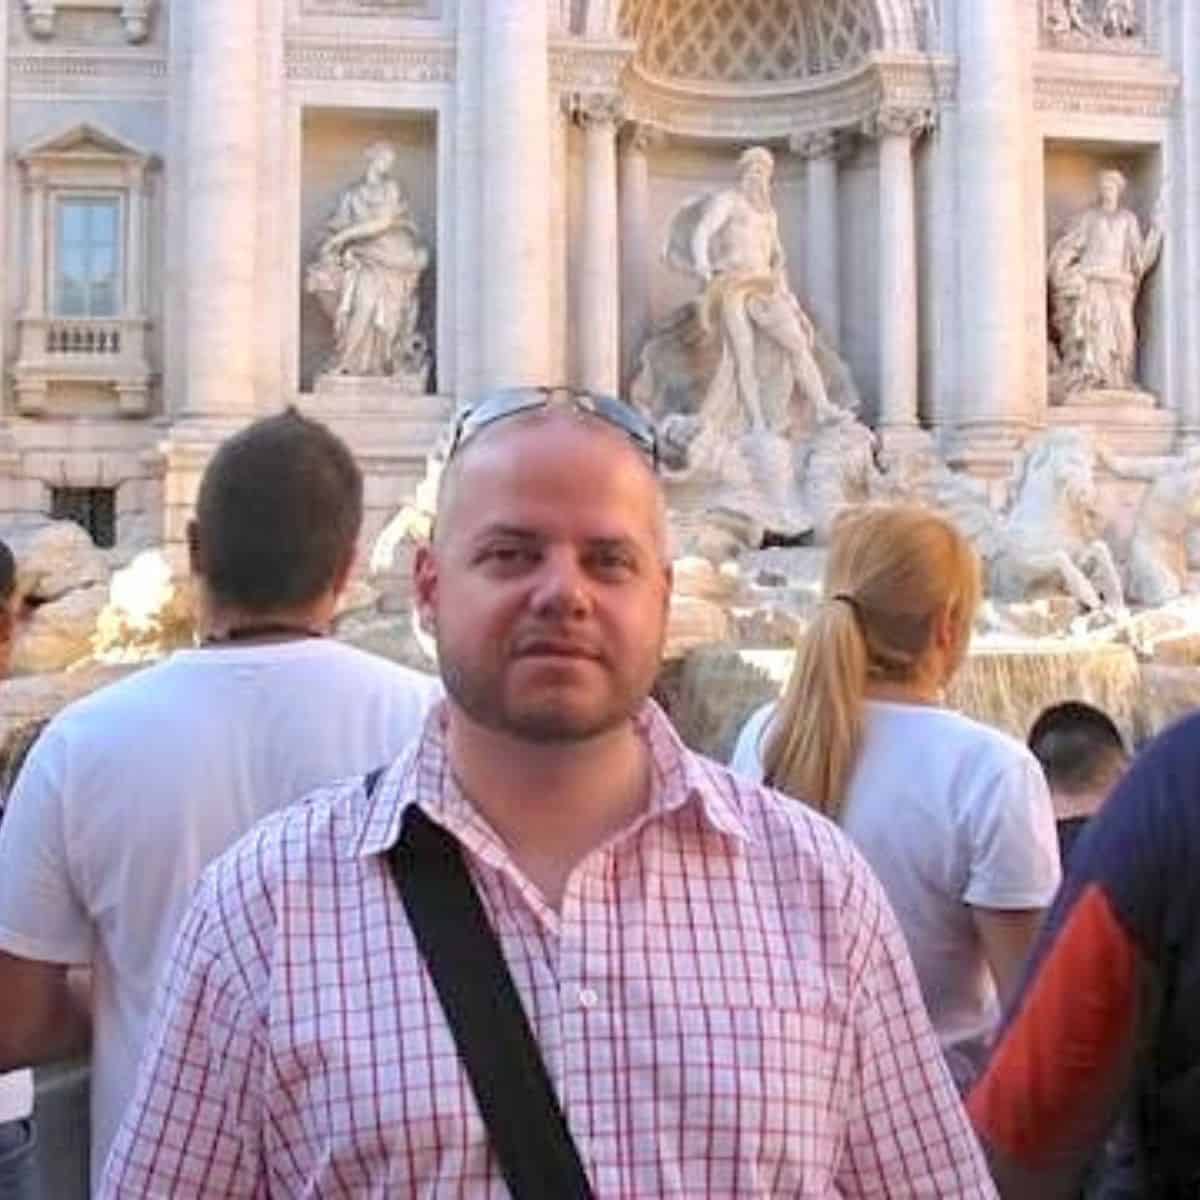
[763,504,982,821]
[764,598,867,820]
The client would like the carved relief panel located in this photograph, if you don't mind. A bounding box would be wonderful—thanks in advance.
[23,0,155,43]
[1042,0,1149,52]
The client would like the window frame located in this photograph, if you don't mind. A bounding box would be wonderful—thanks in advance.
[50,189,126,320]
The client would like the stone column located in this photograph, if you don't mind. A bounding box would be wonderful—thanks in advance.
[869,108,926,434]
[574,93,622,395]
[954,0,1029,450]
[479,1,552,390]
[183,0,259,417]
[1176,0,1200,442]
[123,162,145,319]
[793,131,842,343]
[619,123,655,388]
[24,167,47,318]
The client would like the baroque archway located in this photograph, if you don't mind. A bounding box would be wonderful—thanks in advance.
[613,0,928,72]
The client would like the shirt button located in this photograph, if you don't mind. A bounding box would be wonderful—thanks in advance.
[578,987,599,1010]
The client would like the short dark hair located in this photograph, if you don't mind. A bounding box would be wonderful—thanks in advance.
[1028,701,1128,796]
[0,539,14,604]
[193,409,362,613]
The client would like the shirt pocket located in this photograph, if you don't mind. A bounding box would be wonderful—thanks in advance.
[619,999,847,1195]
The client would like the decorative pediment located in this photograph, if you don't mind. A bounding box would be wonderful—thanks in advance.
[18,122,153,169]
[23,0,154,44]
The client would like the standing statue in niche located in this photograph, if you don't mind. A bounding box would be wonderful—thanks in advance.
[305,142,430,388]
[1047,168,1164,400]
[680,145,842,433]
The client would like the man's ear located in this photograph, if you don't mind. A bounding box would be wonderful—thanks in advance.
[186,520,204,578]
[330,546,358,600]
[413,542,438,636]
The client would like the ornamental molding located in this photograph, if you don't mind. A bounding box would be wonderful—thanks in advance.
[568,91,626,128]
[1033,59,1178,117]
[23,0,155,44]
[8,50,166,96]
[549,39,635,94]
[299,0,436,15]
[283,38,454,83]
[620,52,954,142]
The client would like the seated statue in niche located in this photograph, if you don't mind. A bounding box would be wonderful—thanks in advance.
[1047,168,1164,402]
[305,142,431,388]
[631,144,859,540]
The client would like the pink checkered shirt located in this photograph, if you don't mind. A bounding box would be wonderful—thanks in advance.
[101,701,995,1198]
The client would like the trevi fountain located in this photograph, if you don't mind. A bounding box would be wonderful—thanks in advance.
[2,0,1200,768]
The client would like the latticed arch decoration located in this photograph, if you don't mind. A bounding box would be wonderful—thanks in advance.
[616,0,925,80]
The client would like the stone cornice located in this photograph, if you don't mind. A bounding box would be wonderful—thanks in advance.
[620,53,955,142]
[283,37,455,83]
[549,38,635,94]
[8,49,166,95]
[1033,54,1178,117]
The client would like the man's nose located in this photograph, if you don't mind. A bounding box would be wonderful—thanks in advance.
[529,550,590,618]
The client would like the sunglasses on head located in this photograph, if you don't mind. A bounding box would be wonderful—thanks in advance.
[447,387,659,469]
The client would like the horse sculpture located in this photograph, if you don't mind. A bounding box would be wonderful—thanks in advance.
[941,429,1124,611]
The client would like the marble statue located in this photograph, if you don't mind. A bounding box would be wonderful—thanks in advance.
[1047,168,1163,399]
[630,145,861,548]
[944,429,1124,611]
[631,145,857,465]
[305,142,430,387]
[1099,444,1200,606]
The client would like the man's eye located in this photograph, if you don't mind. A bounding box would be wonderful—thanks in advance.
[590,550,636,575]
[479,545,534,565]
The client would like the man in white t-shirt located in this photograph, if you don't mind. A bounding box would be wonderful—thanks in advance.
[0,410,440,1190]
[0,537,38,1200]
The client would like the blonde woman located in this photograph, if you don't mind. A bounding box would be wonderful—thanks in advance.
[730,503,1060,1089]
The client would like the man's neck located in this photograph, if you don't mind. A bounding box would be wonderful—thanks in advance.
[199,596,337,646]
[445,710,651,910]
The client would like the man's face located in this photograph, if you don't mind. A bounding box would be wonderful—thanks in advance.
[1099,176,1121,211]
[741,160,772,203]
[415,416,672,744]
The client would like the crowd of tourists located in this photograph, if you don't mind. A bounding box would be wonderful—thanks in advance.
[0,389,1195,1197]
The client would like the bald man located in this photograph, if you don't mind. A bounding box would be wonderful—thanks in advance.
[102,388,993,1197]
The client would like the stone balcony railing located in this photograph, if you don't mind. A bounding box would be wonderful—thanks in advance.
[12,315,153,417]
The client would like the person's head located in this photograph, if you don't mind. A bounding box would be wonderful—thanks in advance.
[738,146,774,202]
[0,538,17,677]
[764,503,982,819]
[415,387,671,746]
[364,141,396,180]
[188,408,362,625]
[1098,168,1127,211]
[1028,701,1128,801]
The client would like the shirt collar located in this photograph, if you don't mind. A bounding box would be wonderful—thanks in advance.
[354,697,753,860]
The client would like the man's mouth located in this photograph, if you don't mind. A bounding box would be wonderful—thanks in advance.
[514,638,602,662]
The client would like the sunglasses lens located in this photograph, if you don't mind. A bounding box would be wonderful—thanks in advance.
[450,388,658,468]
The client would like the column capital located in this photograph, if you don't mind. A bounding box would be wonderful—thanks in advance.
[862,106,936,141]
[789,130,846,161]
[568,91,625,130]
[622,121,664,155]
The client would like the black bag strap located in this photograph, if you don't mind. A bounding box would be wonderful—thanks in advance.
[370,768,593,1199]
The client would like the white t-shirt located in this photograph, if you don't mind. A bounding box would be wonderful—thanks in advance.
[0,639,441,1186]
[0,1070,32,1124]
[731,699,1060,1057]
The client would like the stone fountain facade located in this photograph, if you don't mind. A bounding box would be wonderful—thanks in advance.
[2,0,1200,757]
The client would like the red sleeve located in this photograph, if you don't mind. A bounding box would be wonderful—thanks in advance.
[968,883,1144,1198]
